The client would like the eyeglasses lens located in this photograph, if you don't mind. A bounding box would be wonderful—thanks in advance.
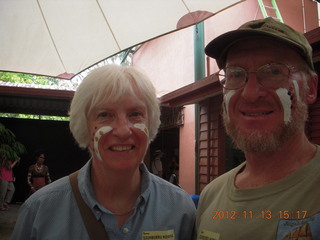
[218,63,291,90]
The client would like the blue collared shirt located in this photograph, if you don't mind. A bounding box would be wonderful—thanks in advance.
[12,160,196,239]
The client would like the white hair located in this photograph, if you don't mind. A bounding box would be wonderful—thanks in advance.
[69,65,160,148]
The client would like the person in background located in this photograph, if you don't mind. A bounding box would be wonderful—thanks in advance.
[196,18,319,239]
[27,150,51,194]
[168,155,180,186]
[0,157,19,210]
[151,149,164,177]
[12,65,196,240]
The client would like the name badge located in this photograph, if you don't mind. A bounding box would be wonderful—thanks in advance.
[142,229,175,240]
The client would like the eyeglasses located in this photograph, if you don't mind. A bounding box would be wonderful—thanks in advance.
[216,63,298,90]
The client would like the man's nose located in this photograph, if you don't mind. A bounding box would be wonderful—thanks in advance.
[240,72,266,102]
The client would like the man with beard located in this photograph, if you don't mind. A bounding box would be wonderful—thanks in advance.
[196,18,319,240]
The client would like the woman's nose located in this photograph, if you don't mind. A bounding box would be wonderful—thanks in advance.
[112,116,132,138]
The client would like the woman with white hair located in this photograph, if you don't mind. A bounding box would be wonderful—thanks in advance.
[12,65,196,240]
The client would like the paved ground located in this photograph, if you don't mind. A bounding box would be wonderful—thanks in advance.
[0,203,20,240]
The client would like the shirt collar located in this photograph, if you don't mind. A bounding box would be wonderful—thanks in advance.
[78,159,152,216]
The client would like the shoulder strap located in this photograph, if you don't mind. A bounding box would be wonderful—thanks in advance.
[69,171,109,240]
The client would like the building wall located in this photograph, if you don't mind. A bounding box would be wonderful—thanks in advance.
[132,27,195,97]
[198,96,225,192]
[179,105,195,193]
[132,0,319,194]
[309,97,320,144]
[204,0,319,75]
[318,3,320,26]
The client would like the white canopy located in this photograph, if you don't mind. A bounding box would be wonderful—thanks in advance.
[0,0,242,79]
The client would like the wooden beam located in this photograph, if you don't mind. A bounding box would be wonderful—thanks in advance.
[160,74,222,107]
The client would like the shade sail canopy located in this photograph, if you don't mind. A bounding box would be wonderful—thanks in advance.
[0,0,242,79]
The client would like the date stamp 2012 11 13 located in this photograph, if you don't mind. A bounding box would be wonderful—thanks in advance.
[211,210,308,220]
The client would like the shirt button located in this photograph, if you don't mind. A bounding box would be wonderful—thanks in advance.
[122,228,129,234]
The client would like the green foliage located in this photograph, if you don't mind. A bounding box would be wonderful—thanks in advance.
[0,113,69,121]
[0,122,26,168]
[0,72,59,85]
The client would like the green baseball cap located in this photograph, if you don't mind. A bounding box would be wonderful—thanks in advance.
[205,17,314,70]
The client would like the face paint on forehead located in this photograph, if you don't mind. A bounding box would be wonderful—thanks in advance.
[93,126,112,161]
[133,123,149,137]
[275,80,300,125]
[224,90,236,122]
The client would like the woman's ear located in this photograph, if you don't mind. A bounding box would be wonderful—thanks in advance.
[306,72,318,104]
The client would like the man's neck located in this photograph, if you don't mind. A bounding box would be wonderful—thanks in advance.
[235,132,317,189]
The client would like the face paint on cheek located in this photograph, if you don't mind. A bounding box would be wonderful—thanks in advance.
[133,123,149,138]
[292,80,300,103]
[93,126,113,161]
[276,88,291,125]
[133,123,149,162]
[275,80,300,125]
[224,90,236,122]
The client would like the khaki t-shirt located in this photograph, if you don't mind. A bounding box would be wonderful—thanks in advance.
[196,146,320,240]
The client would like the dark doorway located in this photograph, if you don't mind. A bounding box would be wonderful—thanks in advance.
[150,127,180,181]
[0,118,90,202]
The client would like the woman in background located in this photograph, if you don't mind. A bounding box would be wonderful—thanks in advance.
[27,150,51,194]
[0,157,19,210]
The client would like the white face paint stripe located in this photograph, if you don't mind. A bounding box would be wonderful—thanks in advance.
[224,81,300,126]
[292,80,300,102]
[133,123,149,137]
[224,90,236,122]
[94,126,112,161]
[276,88,291,125]
[93,124,148,161]
[275,80,300,125]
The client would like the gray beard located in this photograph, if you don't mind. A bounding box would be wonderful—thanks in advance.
[223,100,308,153]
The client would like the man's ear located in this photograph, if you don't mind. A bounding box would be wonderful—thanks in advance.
[306,73,318,104]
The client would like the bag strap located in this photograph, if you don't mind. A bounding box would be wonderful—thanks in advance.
[69,171,109,240]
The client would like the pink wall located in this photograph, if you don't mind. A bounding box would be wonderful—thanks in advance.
[179,105,195,193]
[132,27,195,96]
[204,0,319,75]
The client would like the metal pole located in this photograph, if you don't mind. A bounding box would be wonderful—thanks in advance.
[194,22,205,194]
